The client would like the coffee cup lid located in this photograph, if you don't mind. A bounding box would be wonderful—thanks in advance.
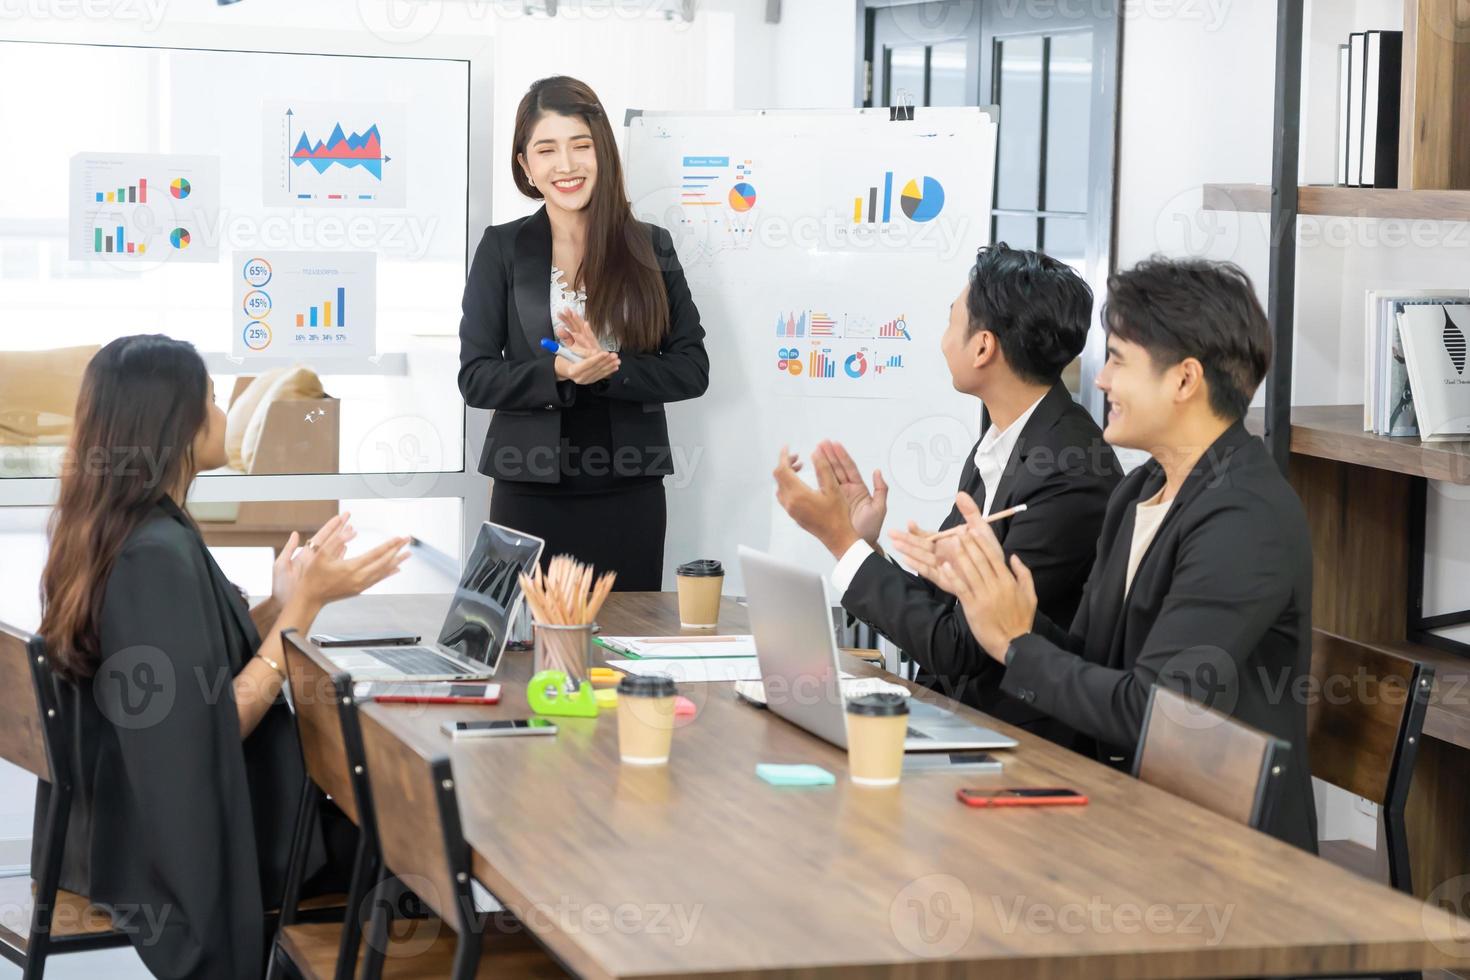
[617,673,678,697]
[846,692,909,716]
[676,559,723,577]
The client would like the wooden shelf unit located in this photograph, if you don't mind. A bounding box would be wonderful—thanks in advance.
[1399,0,1470,190]
[1245,405,1470,483]
[1203,183,1470,221]
[1209,0,1470,225]
[1244,405,1470,904]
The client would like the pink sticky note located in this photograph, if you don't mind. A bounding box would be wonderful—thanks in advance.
[674,696,697,717]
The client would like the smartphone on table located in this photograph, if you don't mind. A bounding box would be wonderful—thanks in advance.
[442,718,557,739]
[359,683,501,705]
[956,787,1088,807]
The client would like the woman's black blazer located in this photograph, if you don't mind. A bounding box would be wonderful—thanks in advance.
[37,497,318,980]
[457,205,709,484]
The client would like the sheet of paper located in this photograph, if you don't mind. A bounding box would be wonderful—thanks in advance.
[605,658,763,683]
[609,660,860,685]
[598,635,757,659]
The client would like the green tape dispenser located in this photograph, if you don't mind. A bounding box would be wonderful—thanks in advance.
[527,670,599,718]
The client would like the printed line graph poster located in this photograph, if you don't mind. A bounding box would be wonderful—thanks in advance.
[263,101,406,207]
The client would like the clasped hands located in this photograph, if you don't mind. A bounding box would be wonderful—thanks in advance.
[772,442,1035,663]
[553,308,620,385]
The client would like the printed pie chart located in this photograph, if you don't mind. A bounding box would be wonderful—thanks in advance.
[900,176,945,222]
[170,228,191,249]
[170,177,191,200]
[844,352,868,378]
[728,181,757,212]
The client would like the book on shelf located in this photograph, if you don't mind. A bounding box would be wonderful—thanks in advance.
[1361,31,1402,188]
[1339,30,1402,188]
[1346,32,1366,186]
[1363,288,1470,436]
[1398,303,1470,443]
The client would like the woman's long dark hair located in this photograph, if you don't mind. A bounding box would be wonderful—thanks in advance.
[40,335,209,680]
[512,75,670,353]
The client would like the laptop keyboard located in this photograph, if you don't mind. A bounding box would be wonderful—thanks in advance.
[367,646,466,676]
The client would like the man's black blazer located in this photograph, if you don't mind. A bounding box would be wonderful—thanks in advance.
[1001,421,1318,853]
[458,205,709,484]
[841,381,1121,736]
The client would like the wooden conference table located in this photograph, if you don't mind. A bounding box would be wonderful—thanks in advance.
[313,592,1470,979]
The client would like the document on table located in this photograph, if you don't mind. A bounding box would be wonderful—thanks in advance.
[595,635,757,659]
[607,659,859,685]
[605,658,764,683]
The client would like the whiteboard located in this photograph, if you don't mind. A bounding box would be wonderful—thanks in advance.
[625,108,998,593]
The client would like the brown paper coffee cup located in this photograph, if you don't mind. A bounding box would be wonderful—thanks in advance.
[846,693,909,786]
[676,558,723,628]
[617,673,678,765]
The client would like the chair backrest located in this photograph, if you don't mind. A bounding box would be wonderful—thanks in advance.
[358,709,473,933]
[1307,629,1432,809]
[282,630,362,824]
[0,622,54,783]
[1133,684,1289,831]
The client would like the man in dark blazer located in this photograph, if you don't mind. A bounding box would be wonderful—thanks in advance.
[774,244,1121,741]
[899,256,1318,853]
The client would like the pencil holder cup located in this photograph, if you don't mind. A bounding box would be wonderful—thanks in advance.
[533,622,593,683]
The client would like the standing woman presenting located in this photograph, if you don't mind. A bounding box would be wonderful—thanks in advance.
[459,75,708,590]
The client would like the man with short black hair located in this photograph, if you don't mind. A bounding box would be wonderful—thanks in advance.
[774,243,1121,740]
[894,255,1317,852]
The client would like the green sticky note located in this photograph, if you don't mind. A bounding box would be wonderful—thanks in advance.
[756,763,835,787]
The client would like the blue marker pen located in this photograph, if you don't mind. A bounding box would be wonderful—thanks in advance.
[540,337,584,364]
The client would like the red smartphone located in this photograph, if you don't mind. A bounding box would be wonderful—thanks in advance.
[956,787,1088,808]
[361,683,502,705]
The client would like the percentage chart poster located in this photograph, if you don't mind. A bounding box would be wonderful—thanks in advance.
[263,101,407,208]
[68,153,221,262]
[232,251,377,359]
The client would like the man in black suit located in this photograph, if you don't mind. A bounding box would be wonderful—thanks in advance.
[898,256,1317,853]
[773,244,1121,741]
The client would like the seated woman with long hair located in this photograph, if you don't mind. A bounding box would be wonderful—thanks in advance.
[37,334,410,980]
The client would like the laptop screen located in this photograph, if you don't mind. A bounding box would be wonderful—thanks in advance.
[436,523,544,672]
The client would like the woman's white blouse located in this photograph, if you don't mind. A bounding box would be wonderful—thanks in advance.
[550,266,618,352]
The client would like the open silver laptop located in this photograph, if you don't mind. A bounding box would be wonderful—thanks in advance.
[323,522,544,681]
[738,545,1018,753]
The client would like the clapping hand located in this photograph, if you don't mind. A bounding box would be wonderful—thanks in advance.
[909,494,1037,662]
[272,513,356,610]
[815,440,889,548]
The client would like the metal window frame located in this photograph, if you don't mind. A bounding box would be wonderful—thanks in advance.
[0,27,495,561]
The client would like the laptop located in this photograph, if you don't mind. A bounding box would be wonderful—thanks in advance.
[323,522,544,682]
[738,546,1018,753]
